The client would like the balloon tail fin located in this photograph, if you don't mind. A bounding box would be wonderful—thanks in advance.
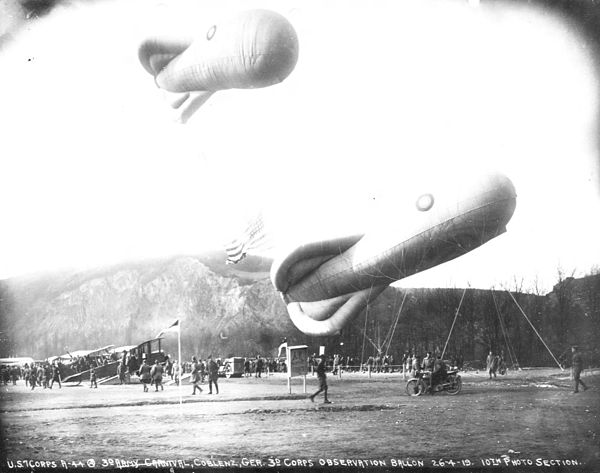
[160,90,214,124]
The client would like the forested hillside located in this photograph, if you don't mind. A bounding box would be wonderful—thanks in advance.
[1,255,598,367]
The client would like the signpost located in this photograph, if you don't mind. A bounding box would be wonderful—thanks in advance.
[286,345,308,394]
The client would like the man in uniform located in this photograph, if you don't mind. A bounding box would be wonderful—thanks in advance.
[89,368,98,389]
[207,355,219,394]
[422,352,434,371]
[50,361,62,389]
[571,346,588,394]
[137,358,151,392]
[255,355,264,378]
[431,355,447,391]
[150,359,164,392]
[309,354,331,404]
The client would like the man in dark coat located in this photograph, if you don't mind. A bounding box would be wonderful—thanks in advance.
[50,361,62,389]
[571,346,588,394]
[207,355,219,394]
[137,358,151,392]
[431,356,447,390]
[255,355,264,378]
[190,356,202,394]
[150,359,164,392]
[309,354,331,404]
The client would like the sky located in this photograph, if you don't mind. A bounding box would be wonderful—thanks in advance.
[1,0,599,293]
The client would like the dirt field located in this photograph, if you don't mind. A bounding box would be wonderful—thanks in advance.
[1,368,598,471]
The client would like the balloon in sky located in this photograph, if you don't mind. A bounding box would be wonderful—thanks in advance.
[269,173,517,336]
[138,9,299,123]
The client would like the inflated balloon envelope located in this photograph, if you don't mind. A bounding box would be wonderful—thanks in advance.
[139,9,517,337]
[138,9,299,123]
[270,173,517,336]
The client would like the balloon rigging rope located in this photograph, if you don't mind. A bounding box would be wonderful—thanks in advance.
[360,283,375,367]
[506,290,564,371]
[384,291,408,358]
[378,289,400,352]
[491,289,520,369]
[441,287,467,359]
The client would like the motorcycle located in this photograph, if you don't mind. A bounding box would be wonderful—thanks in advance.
[405,369,462,396]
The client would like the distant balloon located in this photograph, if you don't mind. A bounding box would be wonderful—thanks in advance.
[270,174,517,336]
[139,9,299,122]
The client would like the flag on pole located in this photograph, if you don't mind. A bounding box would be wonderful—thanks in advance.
[155,319,179,338]
[224,212,271,264]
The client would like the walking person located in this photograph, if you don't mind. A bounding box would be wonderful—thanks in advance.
[150,359,164,392]
[309,354,331,404]
[138,358,151,392]
[43,363,51,389]
[207,355,219,394]
[165,355,173,381]
[571,346,588,394]
[190,356,203,394]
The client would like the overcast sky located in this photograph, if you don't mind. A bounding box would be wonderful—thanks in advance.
[1,0,599,293]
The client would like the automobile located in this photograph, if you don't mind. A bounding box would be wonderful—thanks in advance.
[218,357,245,378]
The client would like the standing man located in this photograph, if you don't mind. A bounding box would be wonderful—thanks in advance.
[422,352,434,372]
[571,346,588,394]
[190,356,203,394]
[255,355,264,378]
[207,355,219,394]
[333,354,341,375]
[89,368,98,389]
[50,361,62,389]
[309,354,331,404]
[431,355,447,391]
[119,350,127,384]
[486,351,498,380]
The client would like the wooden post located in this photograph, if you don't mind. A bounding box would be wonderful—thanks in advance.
[303,374,306,393]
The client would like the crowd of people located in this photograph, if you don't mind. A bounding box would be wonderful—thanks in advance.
[114,351,292,393]
[0,361,63,390]
[1,345,590,397]
[306,352,464,376]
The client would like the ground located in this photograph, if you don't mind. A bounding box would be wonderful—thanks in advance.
[0,368,598,471]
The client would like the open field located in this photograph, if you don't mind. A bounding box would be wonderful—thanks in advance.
[1,368,599,471]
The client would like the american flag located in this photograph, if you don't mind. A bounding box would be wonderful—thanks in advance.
[155,319,179,338]
[224,212,271,264]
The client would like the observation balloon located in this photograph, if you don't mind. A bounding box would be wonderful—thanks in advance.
[139,9,299,122]
[270,173,517,336]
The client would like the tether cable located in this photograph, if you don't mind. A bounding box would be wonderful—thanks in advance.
[441,287,467,359]
[506,290,564,371]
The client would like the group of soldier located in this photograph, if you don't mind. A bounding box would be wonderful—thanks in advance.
[121,353,222,394]
[0,362,63,390]
[2,344,590,397]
